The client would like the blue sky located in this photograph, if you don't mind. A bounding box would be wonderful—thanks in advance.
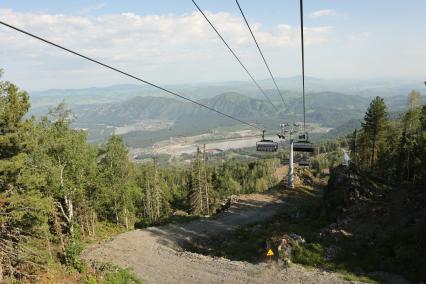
[1,0,425,91]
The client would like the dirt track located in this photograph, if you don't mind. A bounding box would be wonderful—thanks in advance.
[83,190,355,283]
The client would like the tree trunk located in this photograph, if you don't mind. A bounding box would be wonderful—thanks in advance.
[46,233,53,260]
[53,213,66,258]
[114,200,119,224]
[203,144,210,216]
[0,252,3,282]
[154,159,161,221]
[91,210,96,237]
[407,150,410,181]
[64,195,74,235]
[370,133,376,169]
[124,208,129,229]
[198,156,203,214]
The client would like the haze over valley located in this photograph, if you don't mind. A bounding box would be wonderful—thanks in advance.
[27,76,425,158]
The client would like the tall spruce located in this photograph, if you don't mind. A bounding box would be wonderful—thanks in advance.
[202,144,210,216]
[0,72,53,280]
[141,159,167,224]
[398,91,423,182]
[98,135,135,228]
[151,159,162,222]
[189,148,204,215]
[361,96,388,169]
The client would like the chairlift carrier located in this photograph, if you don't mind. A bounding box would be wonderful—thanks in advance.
[256,130,278,152]
[293,133,314,153]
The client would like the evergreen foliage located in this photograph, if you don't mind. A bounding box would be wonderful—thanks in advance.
[360,96,388,169]
[351,92,426,186]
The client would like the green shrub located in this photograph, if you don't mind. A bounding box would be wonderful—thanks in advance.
[292,243,325,267]
[64,240,85,272]
[103,268,143,284]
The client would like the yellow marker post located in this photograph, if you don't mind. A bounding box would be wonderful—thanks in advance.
[266,249,274,257]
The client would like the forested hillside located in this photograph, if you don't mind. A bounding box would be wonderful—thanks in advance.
[0,74,280,282]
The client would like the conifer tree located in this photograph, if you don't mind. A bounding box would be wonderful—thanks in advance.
[98,135,136,228]
[361,96,388,169]
[202,144,210,216]
[189,148,204,215]
[0,74,32,191]
[397,91,423,182]
[152,159,162,221]
[143,172,153,223]
[141,159,168,224]
[0,72,53,279]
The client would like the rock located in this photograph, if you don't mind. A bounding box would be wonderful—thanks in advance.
[173,209,189,216]
[288,233,306,243]
[340,229,352,237]
[324,245,340,260]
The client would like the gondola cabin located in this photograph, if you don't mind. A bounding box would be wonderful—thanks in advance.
[256,140,278,152]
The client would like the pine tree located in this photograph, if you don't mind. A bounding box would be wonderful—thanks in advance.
[361,96,388,169]
[349,129,357,164]
[0,72,54,279]
[98,135,135,227]
[202,144,210,216]
[397,92,422,182]
[143,175,153,223]
[0,76,32,191]
[189,148,204,215]
[152,159,162,221]
[141,159,168,224]
[416,104,426,184]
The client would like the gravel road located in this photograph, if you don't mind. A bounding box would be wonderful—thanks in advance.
[83,191,356,284]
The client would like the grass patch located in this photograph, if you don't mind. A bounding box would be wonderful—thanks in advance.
[94,222,129,241]
[292,243,324,267]
[340,272,379,284]
[102,267,143,284]
[135,214,201,229]
[161,214,201,225]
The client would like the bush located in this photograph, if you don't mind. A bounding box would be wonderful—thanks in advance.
[64,240,85,272]
[292,243,325,267]
[103,268,143,284]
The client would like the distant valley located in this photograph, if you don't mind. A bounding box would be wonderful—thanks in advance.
[27,77,425,152]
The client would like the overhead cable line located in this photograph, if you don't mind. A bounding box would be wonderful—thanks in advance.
[191,0,279,112]
[299,0,306,131]
[0,20,262,131]
[235,0,285,105]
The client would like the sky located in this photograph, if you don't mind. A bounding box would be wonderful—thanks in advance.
[0,0,425,91]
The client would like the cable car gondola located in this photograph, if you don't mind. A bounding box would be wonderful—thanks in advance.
[256,131,278,152]
[293,133,314,152]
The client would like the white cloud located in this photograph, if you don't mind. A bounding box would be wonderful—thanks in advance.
[348,31,372,42]
[404,49,425,55]
[80,3,106,15]
[309,9,336,19]
[0,9,332,89]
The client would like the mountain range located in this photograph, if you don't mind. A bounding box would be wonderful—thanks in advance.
[68,91,422,146]
[27,77,425,147]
